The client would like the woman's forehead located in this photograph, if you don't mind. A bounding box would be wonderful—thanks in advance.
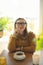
[17,19,26,23]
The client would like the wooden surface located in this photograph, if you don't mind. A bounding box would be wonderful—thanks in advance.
[0,50,33,65]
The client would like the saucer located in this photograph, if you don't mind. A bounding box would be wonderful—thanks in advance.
[13,51,26,60]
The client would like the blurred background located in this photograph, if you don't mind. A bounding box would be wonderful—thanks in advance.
[0,0,43,53]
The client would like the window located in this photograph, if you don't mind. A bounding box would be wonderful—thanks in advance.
[0,0,40,37]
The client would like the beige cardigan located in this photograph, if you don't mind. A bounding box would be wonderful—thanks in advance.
[8,32,36,53]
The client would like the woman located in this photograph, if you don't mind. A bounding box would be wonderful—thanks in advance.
[8,18,36,53]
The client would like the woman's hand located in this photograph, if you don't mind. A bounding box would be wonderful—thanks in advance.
[16,46,23,51]
[16,47,21,51]
[12,28,20,37]
[15,28,20,34]
[20,46,23,51]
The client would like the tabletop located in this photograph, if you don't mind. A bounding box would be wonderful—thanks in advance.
[0,50,33,65]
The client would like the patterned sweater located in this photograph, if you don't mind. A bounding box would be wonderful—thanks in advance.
[8,32,36,53]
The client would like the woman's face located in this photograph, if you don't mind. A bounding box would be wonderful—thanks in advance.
[15,19,27,34]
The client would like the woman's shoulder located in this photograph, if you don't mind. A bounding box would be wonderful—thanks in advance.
[9,34,13,39]
[28,31,35,38]
[28,31,35,35]
[9,33,18,39]
[9,34,15,38]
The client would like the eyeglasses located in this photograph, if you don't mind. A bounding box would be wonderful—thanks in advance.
[15,22,26,25]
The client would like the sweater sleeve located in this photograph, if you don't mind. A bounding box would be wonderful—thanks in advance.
[23,32,36,53]
[23,42,36,53]
[8,34,16,52]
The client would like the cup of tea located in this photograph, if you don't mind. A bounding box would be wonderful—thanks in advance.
[13,51,26,60]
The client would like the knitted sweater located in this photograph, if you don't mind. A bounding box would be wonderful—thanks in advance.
[8,32,36,53]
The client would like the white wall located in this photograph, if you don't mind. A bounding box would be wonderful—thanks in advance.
[0,0,39,19]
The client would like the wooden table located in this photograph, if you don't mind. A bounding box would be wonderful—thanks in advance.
[0,50,33,65]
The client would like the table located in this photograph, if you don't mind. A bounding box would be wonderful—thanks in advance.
[0,50,33,65]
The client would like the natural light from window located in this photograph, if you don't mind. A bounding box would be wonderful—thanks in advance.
[0,0,40,53]
[0,0,40,36]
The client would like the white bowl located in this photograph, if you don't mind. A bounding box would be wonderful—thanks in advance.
[13,51,26,60]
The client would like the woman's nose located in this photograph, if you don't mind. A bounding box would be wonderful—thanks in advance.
[19,25,22,27]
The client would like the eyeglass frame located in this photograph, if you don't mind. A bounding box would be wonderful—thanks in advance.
[15,22,27,25]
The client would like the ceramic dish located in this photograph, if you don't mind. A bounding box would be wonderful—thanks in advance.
[13,51,26,60]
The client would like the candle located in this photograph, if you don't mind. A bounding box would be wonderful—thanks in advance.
[32,53,40,65]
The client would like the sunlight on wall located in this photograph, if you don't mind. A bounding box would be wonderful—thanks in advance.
[25,18,40,37]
